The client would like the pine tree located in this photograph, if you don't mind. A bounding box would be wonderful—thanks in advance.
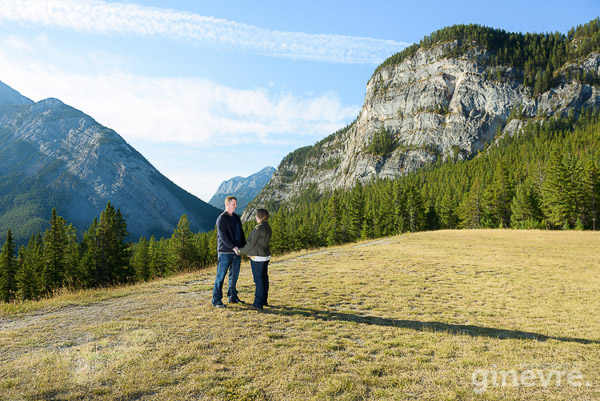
[583,160,600,230]
[15,247,27,299]
[542,65,553,92]
[484,161,514,227]
[326,191,344,245]
[148,236,166,277]
[79,218,98,287]
[270,210,290,254]
[425,201,440,230]
[510,181,544,228]
[349,182,365,241]
[394,184,408,233]
[458,179,483,228]
[542,151,583,228]
[63,224,80,288]
[195,232,211,269]
[168,215,196,272]
[95,202,131,285]
[114,208,132,281]
[374,184,396,236]
[42,209,68,294]
[439,192,459,228]
[17,236,43,301]
[360,209,375,240]
[406,186,426,232]
[0,230,17,302]
[132,237,151,281]
[207,230,218,263]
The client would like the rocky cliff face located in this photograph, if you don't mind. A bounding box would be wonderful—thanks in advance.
[246,41,600,219]
[0,87,221,241]
[208,166,275,213]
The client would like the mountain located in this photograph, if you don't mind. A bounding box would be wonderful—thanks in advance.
[244,19,600,219]
[208,166,276,213]
[0,82,221,242]
[0,81,33,106]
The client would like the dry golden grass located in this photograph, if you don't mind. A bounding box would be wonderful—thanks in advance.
[1,229,599,400]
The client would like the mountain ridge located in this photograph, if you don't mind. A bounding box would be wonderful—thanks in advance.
[0,84,221,242]
[0,81,33,107]
[208,166,275,213]
[244,19,600,220]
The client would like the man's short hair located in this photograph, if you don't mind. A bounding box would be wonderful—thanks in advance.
[224,196,237,206]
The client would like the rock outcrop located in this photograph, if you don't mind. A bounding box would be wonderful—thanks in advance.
[245,39,600,219]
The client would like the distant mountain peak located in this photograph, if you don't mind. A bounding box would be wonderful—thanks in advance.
[0,80,221,242]
[0,80,34,107]
[209,166,276,213]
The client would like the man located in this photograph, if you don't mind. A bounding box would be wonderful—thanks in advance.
[212,196,246,307]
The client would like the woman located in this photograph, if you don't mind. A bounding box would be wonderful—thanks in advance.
[236,209,272,310]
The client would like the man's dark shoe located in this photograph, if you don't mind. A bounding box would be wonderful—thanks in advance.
[212,303,225,308]
[229,298,244,304]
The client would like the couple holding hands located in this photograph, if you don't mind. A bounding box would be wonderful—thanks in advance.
[211,196,272,310]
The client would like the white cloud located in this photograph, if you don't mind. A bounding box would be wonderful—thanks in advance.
[0,46,359,146]
[0,0,408,64]
[0,35,34,52]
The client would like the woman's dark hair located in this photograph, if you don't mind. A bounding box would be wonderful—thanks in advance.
[256,208,269,222]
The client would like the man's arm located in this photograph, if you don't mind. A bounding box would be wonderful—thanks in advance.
[236,215,246,247]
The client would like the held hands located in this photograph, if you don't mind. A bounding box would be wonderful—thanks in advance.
[234,247,240,255]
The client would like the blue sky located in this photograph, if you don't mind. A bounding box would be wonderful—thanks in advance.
[0,0,597,201]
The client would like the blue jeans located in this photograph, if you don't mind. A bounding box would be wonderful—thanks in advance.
[212,253,241,305]
[250,259,269,308]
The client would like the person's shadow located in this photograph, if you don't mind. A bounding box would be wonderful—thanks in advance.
[262,305,599,344]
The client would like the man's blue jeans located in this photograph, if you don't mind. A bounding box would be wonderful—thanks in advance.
[212,253,241,305]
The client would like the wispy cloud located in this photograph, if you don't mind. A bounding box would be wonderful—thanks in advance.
[0,43,359,146]
[0,0,408,64]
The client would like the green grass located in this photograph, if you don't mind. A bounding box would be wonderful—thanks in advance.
[1,229,599,400]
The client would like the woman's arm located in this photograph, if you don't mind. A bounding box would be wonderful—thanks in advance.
[238,227,260,255]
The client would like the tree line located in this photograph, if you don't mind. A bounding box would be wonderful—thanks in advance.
[1,109,599,303]
[264,108,599,255]
[374,18,600,95]
[0,203,218,303]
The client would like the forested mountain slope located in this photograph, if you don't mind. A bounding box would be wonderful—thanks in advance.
[0,83,221,243]
[245,18,600,220]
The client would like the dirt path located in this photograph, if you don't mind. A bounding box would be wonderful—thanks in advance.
[0,238,392,362]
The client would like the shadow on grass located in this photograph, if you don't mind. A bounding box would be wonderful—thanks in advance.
[263,305,599,344]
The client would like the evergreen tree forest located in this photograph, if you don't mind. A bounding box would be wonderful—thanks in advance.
[1,109,599,303]
[264,108,599,255]
[0,203,218,303]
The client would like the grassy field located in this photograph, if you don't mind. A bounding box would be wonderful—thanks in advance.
[1,229,599,400]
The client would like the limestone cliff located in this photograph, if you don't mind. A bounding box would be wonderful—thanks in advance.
[244,30,600,220]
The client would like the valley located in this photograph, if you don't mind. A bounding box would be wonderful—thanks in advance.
[1,230,598,400]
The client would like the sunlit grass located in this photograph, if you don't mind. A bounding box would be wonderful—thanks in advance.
[1,229,599,400]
